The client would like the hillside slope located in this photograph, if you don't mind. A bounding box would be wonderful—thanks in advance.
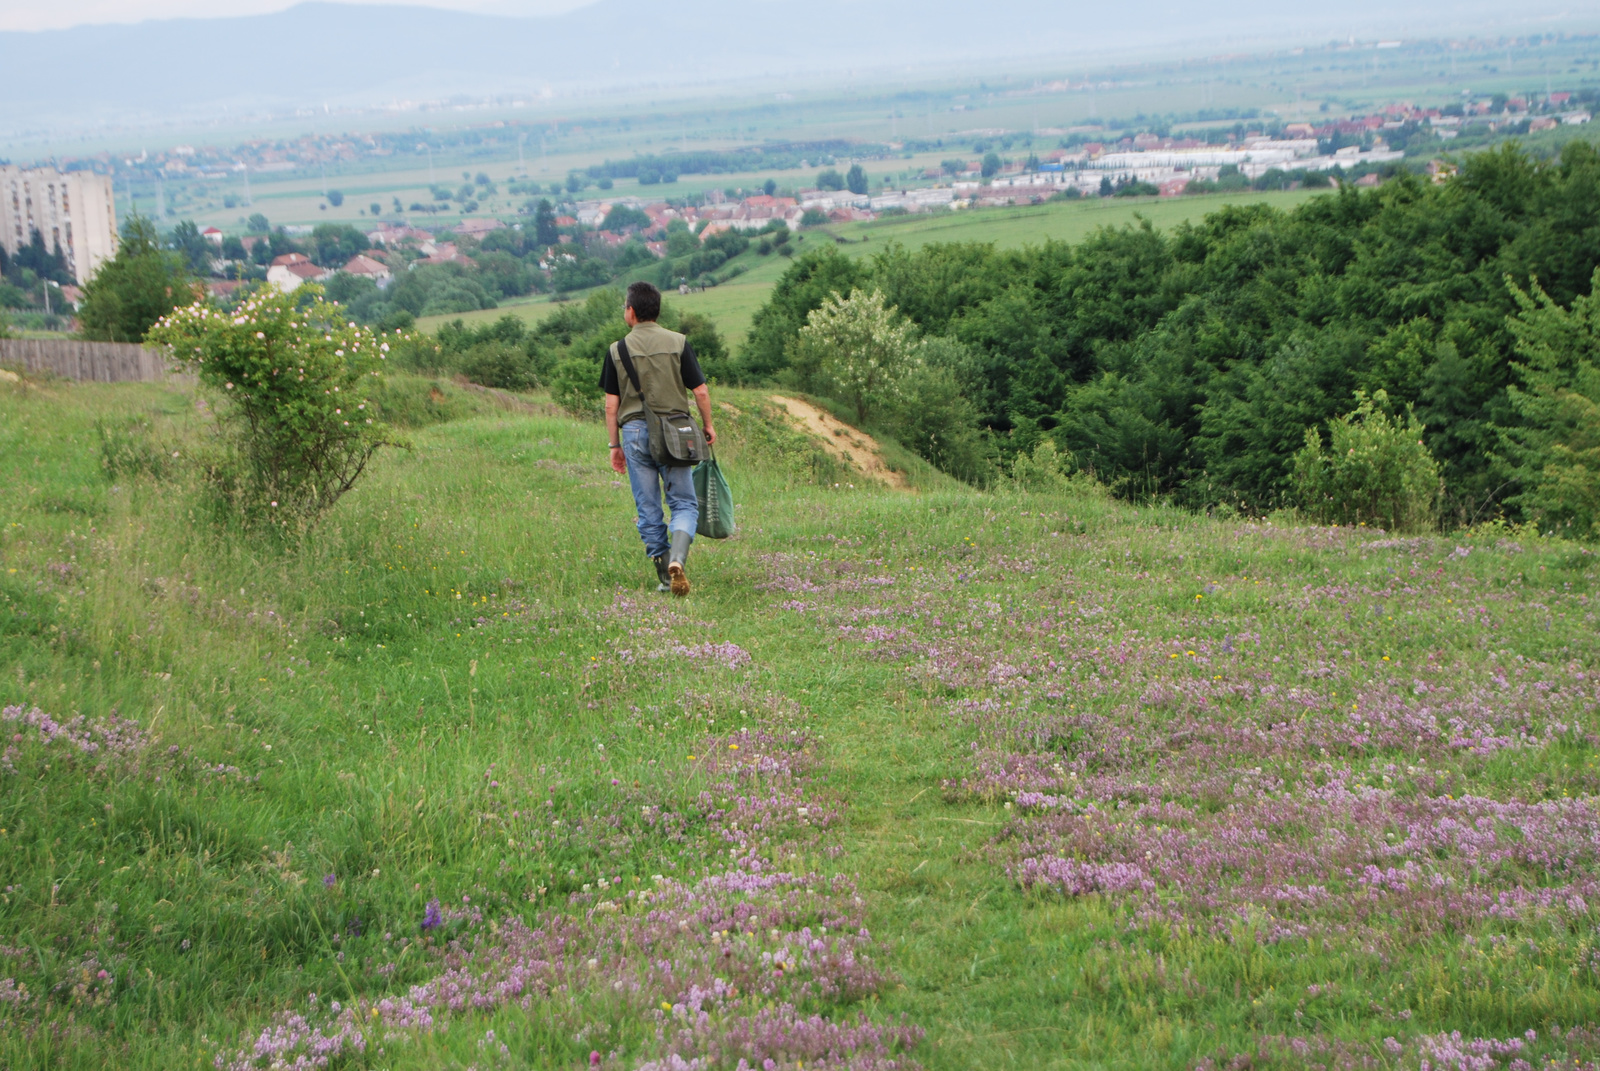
[2,373,1599,1068]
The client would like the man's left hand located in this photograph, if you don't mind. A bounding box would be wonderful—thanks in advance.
[704,425,716,445]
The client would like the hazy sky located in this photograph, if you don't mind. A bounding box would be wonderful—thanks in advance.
[0,0,591,32]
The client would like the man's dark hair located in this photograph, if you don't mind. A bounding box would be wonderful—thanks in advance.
[625,281,661,322]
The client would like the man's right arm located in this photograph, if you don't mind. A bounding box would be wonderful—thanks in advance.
[605,393,625,474]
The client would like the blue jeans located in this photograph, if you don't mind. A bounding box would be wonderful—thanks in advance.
[621,420,697,559]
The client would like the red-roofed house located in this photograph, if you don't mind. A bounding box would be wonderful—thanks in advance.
[201,226,224,247]
[267,253,329,292]
[412,242,472,268]
[342,254,392,285]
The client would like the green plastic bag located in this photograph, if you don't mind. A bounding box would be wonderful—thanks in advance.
[693,450,735,539]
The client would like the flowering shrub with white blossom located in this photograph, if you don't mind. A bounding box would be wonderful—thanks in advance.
[147,284,409,523]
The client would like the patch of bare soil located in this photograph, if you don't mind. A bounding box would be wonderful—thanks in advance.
[767,395,910,490]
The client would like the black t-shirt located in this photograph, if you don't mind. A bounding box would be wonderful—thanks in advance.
[599,338,704,395]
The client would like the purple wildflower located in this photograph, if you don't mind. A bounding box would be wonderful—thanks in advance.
[420,898,443,931]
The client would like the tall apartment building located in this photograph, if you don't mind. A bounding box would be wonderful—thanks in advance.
[0,166,119,284]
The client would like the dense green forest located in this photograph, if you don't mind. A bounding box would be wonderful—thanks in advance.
[728,143,1600,535]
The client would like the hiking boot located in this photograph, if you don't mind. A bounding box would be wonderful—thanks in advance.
[653,555,671,593]
[667,530,692,597]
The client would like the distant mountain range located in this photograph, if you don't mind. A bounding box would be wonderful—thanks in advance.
[0,0,1588,133]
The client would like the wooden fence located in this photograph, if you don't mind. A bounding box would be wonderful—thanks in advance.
[0,338,172,383]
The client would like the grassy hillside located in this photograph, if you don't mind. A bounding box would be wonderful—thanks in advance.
[3,370,1600,1069]
[415,187,1326,345]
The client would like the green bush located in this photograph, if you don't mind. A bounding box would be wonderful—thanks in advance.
[550,356,603,418]
[387,334,450,375]
[147,285,408,526]
[1292,390,1441,532]
[1010,439,1104,495]
[676,312,730,382]
[888,351,997,487]
[459,341,541,391]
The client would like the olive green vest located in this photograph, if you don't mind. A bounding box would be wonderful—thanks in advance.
[610,321,690,425]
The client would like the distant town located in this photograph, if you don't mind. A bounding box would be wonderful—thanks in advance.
[0,88,1592,333]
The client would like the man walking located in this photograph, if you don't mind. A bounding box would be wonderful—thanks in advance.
[603,281,716,596]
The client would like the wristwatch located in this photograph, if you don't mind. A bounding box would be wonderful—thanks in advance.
[608,443,621,449]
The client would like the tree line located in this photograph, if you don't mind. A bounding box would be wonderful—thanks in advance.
[725,142,1600,537]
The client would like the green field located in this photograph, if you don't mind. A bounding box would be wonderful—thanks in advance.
[836,186,1328,251]
[3,370,1599,1069]
[416,187,1326,345]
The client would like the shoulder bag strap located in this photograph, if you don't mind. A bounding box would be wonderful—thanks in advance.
[613,338,644,398]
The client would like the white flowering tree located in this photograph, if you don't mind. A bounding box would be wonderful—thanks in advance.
[788,288,919,425]
[148,284,407,523]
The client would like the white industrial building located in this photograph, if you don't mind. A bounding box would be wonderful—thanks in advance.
[0,166,119,284]
[983,139,1407,197]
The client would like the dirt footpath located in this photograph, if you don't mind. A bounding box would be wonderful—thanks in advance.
[767,395,910,490]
